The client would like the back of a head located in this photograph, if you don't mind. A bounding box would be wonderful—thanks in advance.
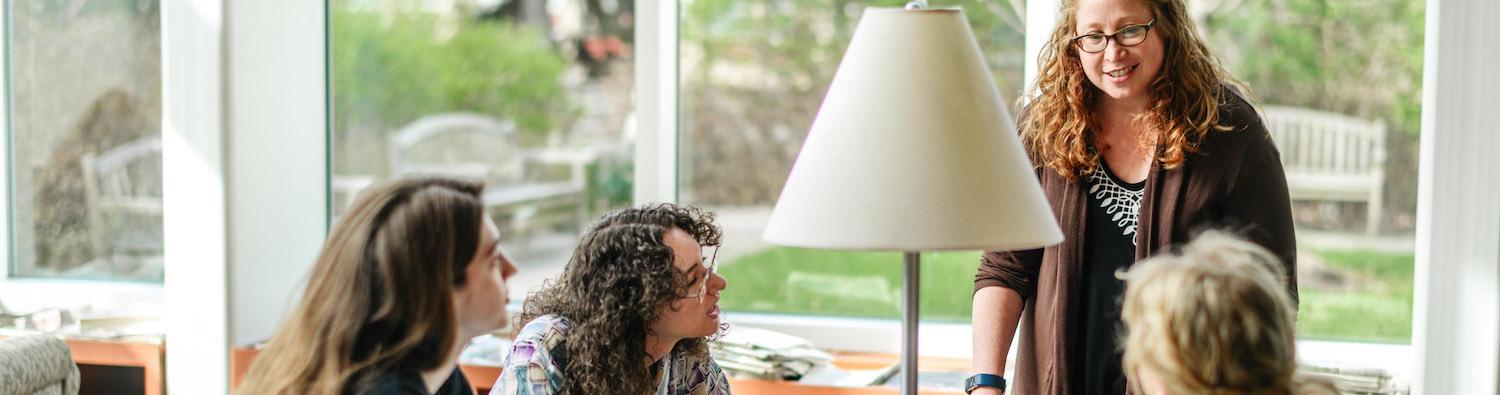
[1120,231,1321,395]
[237,176,485,395]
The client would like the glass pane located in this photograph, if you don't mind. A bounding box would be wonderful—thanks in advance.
[1203,0,1424,344]
[329,0,635,301]
[8,1,163,282]
[679,0,1025,322]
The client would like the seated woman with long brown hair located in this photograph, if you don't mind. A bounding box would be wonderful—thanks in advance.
[491,203,731,395]
[1119,231,1337,395]
[238,176,518,395]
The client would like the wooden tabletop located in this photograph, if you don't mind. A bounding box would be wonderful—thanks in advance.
[233,346,966,394]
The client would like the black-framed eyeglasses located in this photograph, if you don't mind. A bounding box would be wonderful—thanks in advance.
[683,245,719,303]
[1072,19,1155,53]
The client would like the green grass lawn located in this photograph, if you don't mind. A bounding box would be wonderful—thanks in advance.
[717,248,980,323]
[1295,249,1415,343]
[718,246,1414,343]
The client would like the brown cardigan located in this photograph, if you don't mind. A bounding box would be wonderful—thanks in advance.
[973,91,1297,394]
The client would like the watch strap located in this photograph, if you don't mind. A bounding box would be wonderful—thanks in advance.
[964,373,1006,394]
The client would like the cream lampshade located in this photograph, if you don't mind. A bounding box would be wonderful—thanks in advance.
[761,4,1062,394]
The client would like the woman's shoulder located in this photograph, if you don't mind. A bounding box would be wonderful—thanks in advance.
[357,370,433,395]
[514,315,570,345]
[1216,84,1265,132]
[1197,83,1275,154]
[505,314,571,368]
[495,315,569,394]
[669,350,731,394]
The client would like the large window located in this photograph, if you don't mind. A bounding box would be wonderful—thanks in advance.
[1202,0,1425,344]
[6,0,163,282]
[679,0,1026,323]
[681,0,1426,347]
[328,0,635,300]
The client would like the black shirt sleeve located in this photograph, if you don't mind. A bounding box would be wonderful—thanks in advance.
[362,368,474,395]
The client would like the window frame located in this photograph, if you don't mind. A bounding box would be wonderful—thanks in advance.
[0,0,169,303]
[1409,0,1500,390]
[0,0,168,334]
[659,0,1487,391]
[0,0,1489,393]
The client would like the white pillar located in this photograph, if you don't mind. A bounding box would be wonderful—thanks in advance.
[162,0,228,392]
[224,0,329,350]
[165,0,329,392]
[1024,0,1060,91]
[1411,0,1500,393]
[633,0,679,204]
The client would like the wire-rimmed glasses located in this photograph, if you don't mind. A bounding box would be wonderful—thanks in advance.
[683,245,719,303]
[1072,19,1156,53]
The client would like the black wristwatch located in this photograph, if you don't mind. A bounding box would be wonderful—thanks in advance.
[964,373,1006,394]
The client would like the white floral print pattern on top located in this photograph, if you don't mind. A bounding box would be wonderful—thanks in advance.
[1087,164,1143,246]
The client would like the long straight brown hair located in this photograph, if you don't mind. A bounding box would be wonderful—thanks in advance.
[237,176,485,394]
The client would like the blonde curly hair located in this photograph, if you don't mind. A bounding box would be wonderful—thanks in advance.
[1119,231,1337,395]
[1021,0,1243,179]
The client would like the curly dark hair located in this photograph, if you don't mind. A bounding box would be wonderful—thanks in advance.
[518,203,723,394]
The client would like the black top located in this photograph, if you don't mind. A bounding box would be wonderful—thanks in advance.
[362,367,473,395]
[1072,162,1145,395]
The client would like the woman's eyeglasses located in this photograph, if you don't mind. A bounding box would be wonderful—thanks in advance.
[684,245,719,303]
[1072,19,1155,54]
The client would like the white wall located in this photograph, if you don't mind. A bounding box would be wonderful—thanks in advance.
[1411,0,1500,393]
[224,0,329,348]
[162,0,228,392]
[162,0,329,392]
[1024,0,1060,89]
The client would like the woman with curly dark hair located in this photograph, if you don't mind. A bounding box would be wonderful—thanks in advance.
[491,203,731,395]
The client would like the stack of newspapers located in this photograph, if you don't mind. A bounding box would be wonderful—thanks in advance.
[1301,364,1406,394]
[709,327,833,380]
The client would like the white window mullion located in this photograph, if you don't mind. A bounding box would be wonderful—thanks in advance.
[1411,0,1500,393]
[1024,0,1060,90]
[633,0,679,204]
[162,0,227,392]
[224,0,329,351]
[0,0,12,284]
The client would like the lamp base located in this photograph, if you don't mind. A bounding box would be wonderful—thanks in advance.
[901,251,919,395]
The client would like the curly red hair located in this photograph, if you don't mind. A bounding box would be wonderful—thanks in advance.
[1020,0,1247,179]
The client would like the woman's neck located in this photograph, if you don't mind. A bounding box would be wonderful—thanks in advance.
[1098,92,1151,117]
[644,333,681,367]
[1093,99,1157,183]
[419,330,471,394]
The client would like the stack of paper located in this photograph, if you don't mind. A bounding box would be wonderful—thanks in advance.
[459,334,513,367]
[710,327,833,380]
[1301,364,1404,394]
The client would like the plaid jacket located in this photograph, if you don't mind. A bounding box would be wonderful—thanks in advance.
[490,314,732,395]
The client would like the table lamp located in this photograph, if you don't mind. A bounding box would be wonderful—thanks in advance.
[761,3,1063,394]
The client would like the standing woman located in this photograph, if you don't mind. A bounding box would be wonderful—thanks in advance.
[968,0,1297,394]
[238,176,519,395]
[491,203,731,395]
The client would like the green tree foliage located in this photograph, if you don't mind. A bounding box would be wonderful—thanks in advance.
[680,0,1025,205]
[1201,0,1425,136]
[330,9,576,151]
